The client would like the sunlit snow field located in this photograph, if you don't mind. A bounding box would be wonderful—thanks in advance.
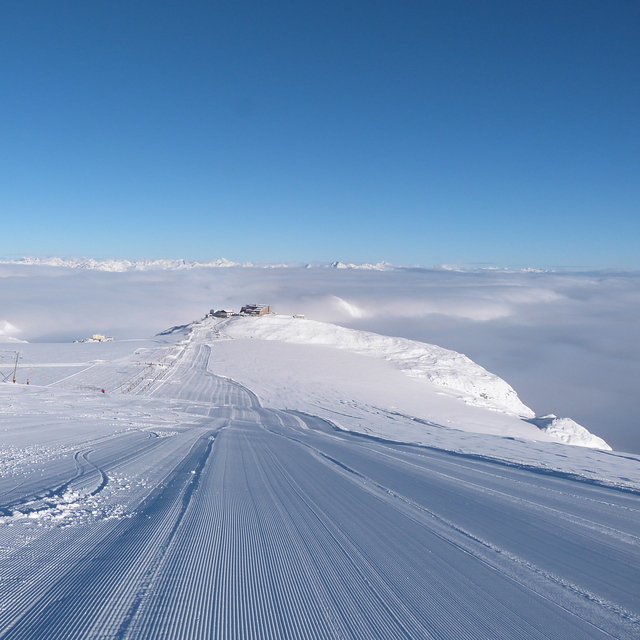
[0,263,639,638]
[2,261,639,451]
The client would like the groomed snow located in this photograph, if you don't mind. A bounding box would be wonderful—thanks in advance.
[0,316,638,638]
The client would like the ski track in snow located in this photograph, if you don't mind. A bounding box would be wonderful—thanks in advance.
[0,322,638,638]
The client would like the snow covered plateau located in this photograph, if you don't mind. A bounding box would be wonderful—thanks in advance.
[0,313,639,638]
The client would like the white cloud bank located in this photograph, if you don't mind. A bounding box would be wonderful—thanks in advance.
[1,262,638,452]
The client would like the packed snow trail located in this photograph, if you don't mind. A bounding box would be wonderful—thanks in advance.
[0,324,638,638]
[2,417,633,639]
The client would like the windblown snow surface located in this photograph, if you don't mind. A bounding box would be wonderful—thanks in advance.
[0,315,638,639]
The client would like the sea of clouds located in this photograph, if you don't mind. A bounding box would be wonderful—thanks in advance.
[1,263,638,453]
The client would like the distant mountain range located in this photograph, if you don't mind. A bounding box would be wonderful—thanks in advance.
[0,256,550,273]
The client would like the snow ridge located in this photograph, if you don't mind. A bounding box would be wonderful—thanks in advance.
[221,315,534,417]
[218,315,611,449]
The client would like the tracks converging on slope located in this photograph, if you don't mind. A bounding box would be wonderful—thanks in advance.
[0,323,639,639]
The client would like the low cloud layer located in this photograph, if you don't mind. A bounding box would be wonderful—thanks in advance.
[1,264,639,453]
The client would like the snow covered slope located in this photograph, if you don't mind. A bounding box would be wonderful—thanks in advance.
[1,316,638,638]
[217,315,610,449]
[221,315,533,416]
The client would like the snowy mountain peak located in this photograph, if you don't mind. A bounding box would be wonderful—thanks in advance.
[328,261,393,271]
[0,256,249,271]
[0,256,397,272]
[0,256,562,273]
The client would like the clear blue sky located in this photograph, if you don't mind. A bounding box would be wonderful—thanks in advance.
[1,1,638,268]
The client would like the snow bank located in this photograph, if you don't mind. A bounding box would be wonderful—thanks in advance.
[221,315,534,417]
[529,415,611,450]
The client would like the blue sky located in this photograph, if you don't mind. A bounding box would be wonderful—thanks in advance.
[1,1,638,268]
